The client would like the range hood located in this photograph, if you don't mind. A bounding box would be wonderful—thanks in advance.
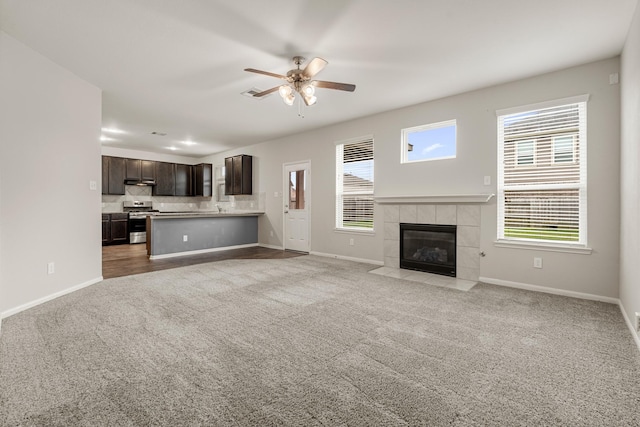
[124,179,156,186]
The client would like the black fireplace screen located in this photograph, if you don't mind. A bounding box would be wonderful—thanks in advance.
[400,223,456,277]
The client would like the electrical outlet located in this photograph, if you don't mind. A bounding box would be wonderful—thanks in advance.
[89,180,97,190]
[250,202,254,208]
[349,238,354,246]
[183,235,188,242]
[47,262,55,275]
[483,176,491,186]
[533,257,543,269]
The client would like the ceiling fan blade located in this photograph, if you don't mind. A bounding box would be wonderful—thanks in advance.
[313,80,356,92]
[302,57,328,78]
[244,68,288,80]
[252,86,281,97]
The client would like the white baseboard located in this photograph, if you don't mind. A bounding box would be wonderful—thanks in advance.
[1,276,104,320]
[310,251,384,266]
[618,302,640,352]
[258,243,284,250]
[149,243,258,260]
[479,276,619,304]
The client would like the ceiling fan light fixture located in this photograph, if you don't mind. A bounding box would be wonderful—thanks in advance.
[283,93,295,106]
[303,94,317,106]
[302,83,315,97]
[246,57,354,110]
[278,85,293,98]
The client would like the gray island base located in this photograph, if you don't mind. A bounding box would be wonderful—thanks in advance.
[146,213,261,259]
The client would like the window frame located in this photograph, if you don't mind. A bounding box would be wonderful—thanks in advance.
[496,94,589,250]
[335,136,375,233]
[401,119,457,164]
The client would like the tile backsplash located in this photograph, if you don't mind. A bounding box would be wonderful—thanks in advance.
[102,185,265,213]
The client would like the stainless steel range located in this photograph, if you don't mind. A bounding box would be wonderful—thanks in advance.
[123,201,158,244]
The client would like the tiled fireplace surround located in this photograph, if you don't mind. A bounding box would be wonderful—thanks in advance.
[382,203,482,282]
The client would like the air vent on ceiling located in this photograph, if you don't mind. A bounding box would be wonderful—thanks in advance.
[241,87,269,99]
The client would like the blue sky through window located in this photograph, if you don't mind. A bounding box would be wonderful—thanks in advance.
[407,125,456,161]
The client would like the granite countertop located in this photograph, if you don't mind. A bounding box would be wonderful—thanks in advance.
[150,211,264,219]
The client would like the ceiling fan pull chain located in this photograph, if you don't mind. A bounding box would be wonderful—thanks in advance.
[297,97,305,118]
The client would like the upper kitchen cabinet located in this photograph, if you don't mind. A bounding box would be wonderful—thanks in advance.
[153,161,176,196]
[125,159,156,184]
[194,163,212,197]
[105,156,126,195]
[225,155,252,195]
[175,163,193,197]
[100,156,210,198]
[141,160,155,181]
[102,156,109,194]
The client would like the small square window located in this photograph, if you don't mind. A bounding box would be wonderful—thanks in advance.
[516,140,535,166]
[553,136,575,163]
[402,120,456,163]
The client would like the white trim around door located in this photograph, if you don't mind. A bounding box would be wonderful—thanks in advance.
[283,161,311,253]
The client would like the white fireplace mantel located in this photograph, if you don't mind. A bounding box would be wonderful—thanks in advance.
[374,194,495,204]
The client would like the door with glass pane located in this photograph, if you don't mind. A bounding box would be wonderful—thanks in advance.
[284,162,310,252]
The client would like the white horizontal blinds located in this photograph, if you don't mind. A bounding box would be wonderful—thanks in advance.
[498,100,587,244]
[336,138,374,230]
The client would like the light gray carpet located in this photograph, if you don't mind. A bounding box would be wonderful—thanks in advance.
[1,255,639,426]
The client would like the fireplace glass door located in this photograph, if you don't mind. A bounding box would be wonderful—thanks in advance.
[400,223,456,277]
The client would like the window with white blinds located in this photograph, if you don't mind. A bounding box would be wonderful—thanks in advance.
[497,95,588,245]
[336,137,374,231]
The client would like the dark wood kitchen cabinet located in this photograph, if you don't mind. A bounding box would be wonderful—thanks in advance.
[101,214,110,244]
[101,155,212,198]
[126,159,156,182]
[175,164,193,196]
[224,155,252,195]
[102,213,129,245]
[153,161,176,196]
[102,156,123,194]
[141,160,155,181]
[102,156,109,194]
[125,158,140,181]
[194,163,212,197]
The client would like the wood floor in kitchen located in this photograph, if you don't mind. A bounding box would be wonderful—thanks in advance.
[102,244,304,279]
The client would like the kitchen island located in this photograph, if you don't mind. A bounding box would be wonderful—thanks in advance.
[146,211,263,259]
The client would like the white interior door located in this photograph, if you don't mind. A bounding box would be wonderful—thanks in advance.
[284,162,310,252]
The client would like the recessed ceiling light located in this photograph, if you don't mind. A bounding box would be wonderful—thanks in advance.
[180,140,197,146]
[100,135,118,142]
[101,127,126,134]
[166,146,178,151]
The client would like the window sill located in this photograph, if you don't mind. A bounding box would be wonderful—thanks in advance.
[493,239,592,255]
[334,228,375,236]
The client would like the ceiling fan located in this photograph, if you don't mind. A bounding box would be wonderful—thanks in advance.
[244,56,355,106]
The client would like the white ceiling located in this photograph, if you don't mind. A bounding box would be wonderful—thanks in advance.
[1,0,637,158]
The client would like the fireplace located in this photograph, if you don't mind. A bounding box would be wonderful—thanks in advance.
[400,223,457,277]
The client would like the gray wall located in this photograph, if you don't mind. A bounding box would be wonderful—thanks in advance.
[204,57,621,299]
[0,32,102,317]
[149,216,258,256]
[620,4,640,340]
